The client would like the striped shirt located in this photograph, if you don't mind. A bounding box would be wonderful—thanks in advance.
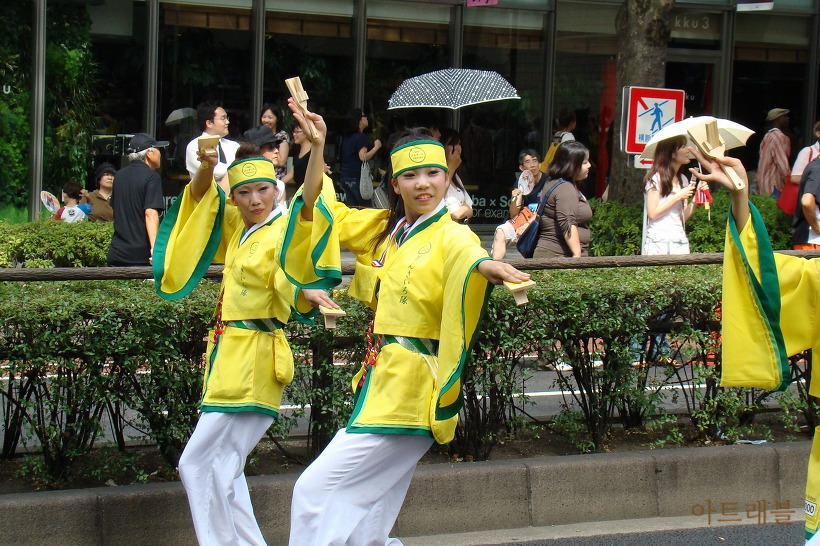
[757,128,790,196]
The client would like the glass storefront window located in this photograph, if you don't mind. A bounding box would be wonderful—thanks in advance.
[157,2,253,189]
[555,1,617,198]
[461,6,549,222]
[263,2,355,164]
[364,0,453,174]
[733,13,811,166]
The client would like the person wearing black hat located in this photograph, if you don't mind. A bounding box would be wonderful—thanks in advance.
[107,133,168,266]
[82,162,116,222]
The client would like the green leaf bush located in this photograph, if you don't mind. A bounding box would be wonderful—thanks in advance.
[589,190,793,256]
[0,280,216,485]
[0,220,113,268]
[0,209,804,485]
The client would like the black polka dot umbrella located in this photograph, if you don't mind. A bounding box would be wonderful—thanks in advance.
[388,68,520,110]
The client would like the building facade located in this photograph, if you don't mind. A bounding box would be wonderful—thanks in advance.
[82,0,818,221]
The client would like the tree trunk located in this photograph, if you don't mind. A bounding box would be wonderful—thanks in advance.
[609,0,675,206]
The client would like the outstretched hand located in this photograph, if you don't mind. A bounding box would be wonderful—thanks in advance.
[477,260,531,286]
[687,147,749,193]
[688,146,750,228]
[287,98,327,146]
[302,289,339,310]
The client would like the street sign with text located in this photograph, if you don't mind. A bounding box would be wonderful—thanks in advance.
[621,86,686,155]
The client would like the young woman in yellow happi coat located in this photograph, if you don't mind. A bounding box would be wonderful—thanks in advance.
[689,148,820,545]
[279,104,531,546]
[153,140,334,545]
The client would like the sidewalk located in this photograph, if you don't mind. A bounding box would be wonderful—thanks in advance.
[0,441,808,545]
[402,512,805,545]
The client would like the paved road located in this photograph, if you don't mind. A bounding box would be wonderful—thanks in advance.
[1,363,778,451]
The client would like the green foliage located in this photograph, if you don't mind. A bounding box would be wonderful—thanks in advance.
[551,409,595,453]
[0,262,810,486]
[589,198,642,256]
[588,189,793,255]
[0,220,113,267]
[0,84,30,206]
[467,265,726,453]
[645,414,685,449]
[687,189,792,252]
[0,280,216,484]
[456,285,536,460]
[0,0,100,207]
[0,205,28,224]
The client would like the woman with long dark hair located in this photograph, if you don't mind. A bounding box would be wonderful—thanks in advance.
[260,103,290,179]
[642,135,705,255]
[528,140,592,258]
[339,108,381,207]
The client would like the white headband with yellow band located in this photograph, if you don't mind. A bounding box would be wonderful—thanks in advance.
[390,140,448,178]
[227,157,277,192]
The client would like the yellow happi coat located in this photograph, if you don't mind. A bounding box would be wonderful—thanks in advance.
[153,180,315,417]
[722,202,820,540]
[280,177,492,444]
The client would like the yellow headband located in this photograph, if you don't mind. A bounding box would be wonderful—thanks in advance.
[227,157,276,192]
[391,140,448,178]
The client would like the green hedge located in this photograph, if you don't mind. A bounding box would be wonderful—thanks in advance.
[0,202,801,485]
[0,220,113,268]
[0,280,216,484]
[3,263,792,486]
[589,190,793,256]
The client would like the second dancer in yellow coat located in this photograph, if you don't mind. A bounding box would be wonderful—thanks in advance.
[154,141,333,545]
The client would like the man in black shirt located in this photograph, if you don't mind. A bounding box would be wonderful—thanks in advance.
[792,156,820,250]
[107,133,168,266]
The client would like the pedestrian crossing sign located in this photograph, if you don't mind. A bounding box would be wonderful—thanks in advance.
[621,86,686,155]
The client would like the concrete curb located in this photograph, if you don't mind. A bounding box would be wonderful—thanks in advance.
[0,442,809,545]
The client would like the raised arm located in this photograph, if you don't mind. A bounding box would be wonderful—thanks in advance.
[688,147,749,229]
[359,139,382,162]
[287,98,327,221]
[645,183,695,221]
[189,150,227,201]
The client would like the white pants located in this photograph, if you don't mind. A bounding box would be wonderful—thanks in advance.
[178,411,274,546]
[289,429,434,546]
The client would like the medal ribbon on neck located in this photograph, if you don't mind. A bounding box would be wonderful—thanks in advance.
[371,218,408,268]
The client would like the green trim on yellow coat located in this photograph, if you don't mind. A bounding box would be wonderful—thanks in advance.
[435,256,493,421]
[279,192,341,289]
[201,403,280,418]
[726,202,790,391]
[153,184,226,300]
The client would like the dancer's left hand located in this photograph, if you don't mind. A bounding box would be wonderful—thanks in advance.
[303,289,339,309]
[477,260,531,285]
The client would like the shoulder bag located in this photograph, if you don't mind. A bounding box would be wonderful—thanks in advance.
[515,178,567,259]
[777,148,814,216]
[359,160,375,200]
[372,174,390,209]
